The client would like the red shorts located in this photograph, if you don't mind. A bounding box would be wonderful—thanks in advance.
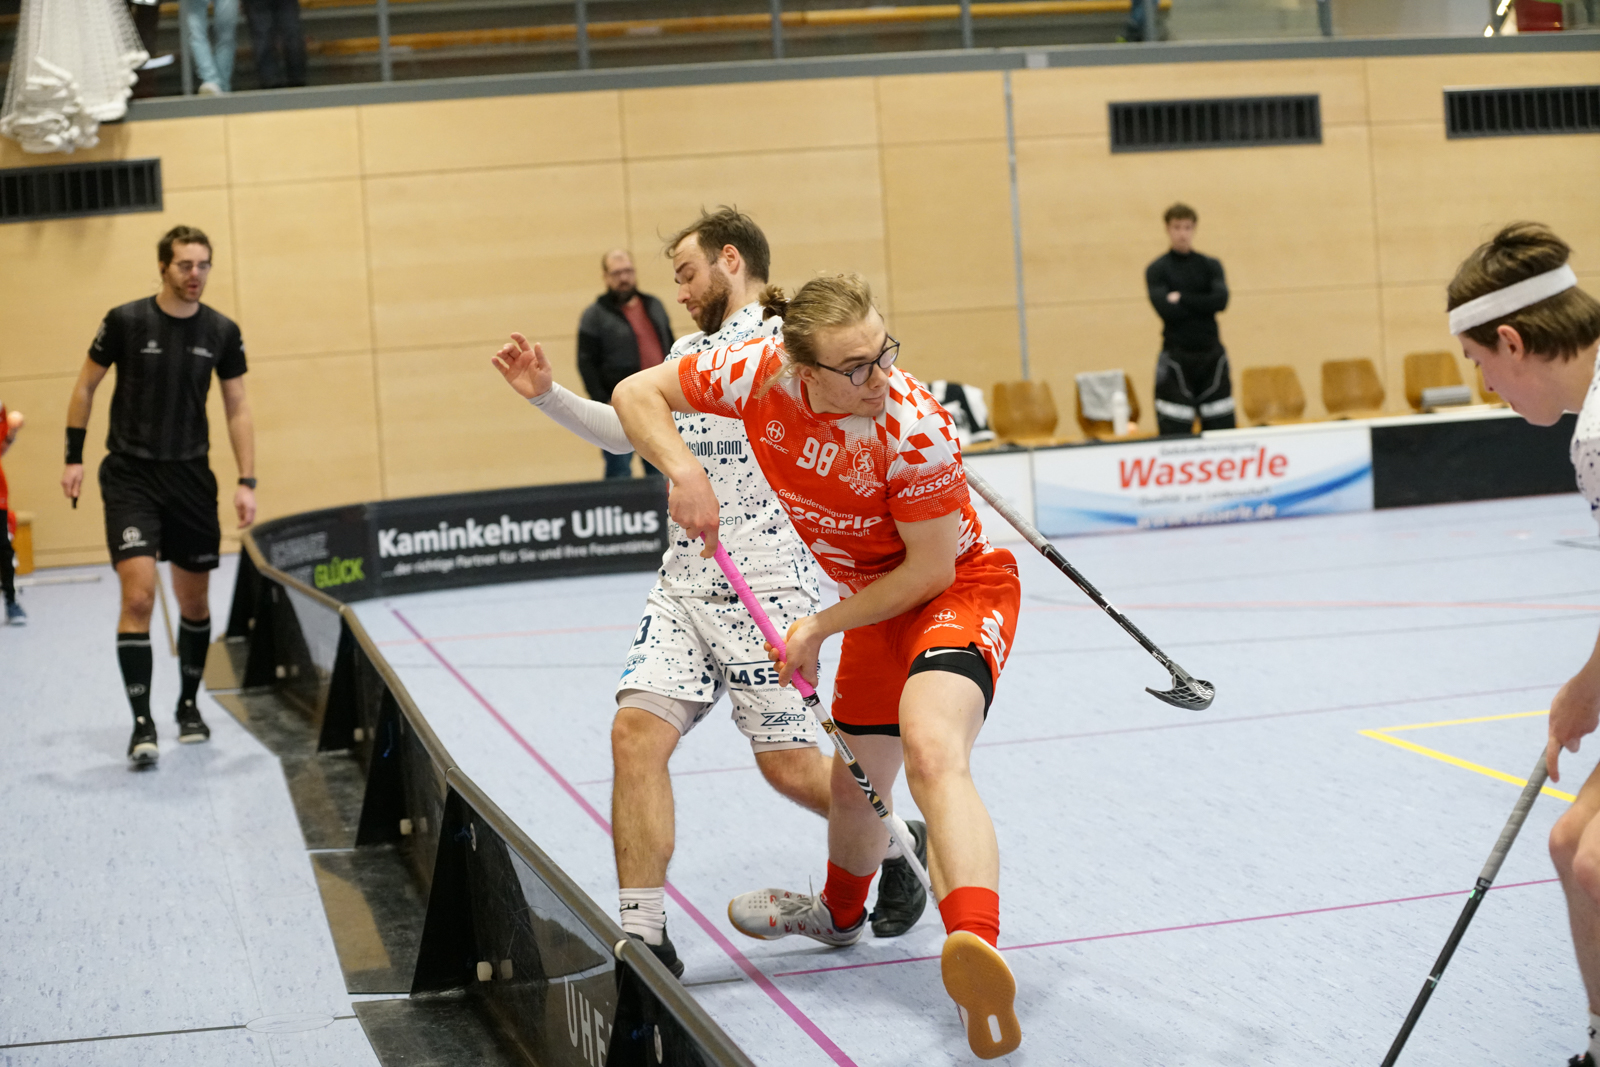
[830,548,1021,733]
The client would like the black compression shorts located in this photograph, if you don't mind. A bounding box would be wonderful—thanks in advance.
[100,453,221,571]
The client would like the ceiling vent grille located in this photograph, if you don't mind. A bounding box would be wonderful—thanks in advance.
[1445,85,1600,139]
[0,158,163,224]
[1109,95,1321,153]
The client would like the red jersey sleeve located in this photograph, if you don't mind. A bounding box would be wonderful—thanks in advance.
[885,378,969,524]
[676,337,781,420]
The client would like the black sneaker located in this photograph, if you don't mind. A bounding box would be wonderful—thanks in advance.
[5,600,24,625]
[628,926,685,979]
[176,700,210,744]
[127,716,159,766]
[870,819,928,937]
[1568,1054,1595,1067]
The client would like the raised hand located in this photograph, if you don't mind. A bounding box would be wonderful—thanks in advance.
[490,332,554,399]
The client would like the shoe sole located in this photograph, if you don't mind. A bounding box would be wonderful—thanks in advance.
[726,900,861,947]
[128,743,159,767]
[941,932,1021,1060]
[177,731,210,744]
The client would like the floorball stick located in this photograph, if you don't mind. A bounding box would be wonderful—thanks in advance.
[711,543,934,897]
[1379,749,1549,1066]
[964,466,1216,711]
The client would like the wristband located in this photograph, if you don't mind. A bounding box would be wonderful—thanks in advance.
[65,427,86,465]
[238,477,257,489]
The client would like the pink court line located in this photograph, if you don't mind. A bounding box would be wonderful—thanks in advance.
[390,609,859,1067]
[972,682,1559,750]
[772,877,1561,979]
[1022,598,1600,615]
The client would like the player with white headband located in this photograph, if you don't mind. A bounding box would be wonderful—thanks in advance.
[1446,222,1600,1067]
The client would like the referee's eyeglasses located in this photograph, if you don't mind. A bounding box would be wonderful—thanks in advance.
[817,336,899,387]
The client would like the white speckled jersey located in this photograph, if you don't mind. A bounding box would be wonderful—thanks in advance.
[1571,355,1600,528]
[658,303,819,598]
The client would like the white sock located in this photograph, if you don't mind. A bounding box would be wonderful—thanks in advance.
[883,814,911,862]
[619,887,667,946]
[1588,1011,1600,1059]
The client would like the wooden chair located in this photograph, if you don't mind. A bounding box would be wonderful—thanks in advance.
[1321,359,1386,419]
[991,381,1072,447]
[1239,366,1306,425]
[1073,372,1148,441]
[1403,351,1465,412]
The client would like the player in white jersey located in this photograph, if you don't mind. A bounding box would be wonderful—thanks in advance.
[1445,223,1600,1067]
[492,209,927,977]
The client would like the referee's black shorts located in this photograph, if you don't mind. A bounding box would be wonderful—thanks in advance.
[100,453,222,572]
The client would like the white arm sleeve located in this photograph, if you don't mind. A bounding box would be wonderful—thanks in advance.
[528,383,635,454]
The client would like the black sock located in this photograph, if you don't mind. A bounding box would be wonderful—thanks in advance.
[117,632,153,722]
[178,615,210,707]
[0,510,14,604]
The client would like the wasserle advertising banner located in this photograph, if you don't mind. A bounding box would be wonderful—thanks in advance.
[1032,425,1373,536]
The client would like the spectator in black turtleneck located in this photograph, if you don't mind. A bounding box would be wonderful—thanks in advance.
[1145,203,1237,436]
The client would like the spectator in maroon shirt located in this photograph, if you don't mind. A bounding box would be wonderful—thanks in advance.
[578,250,675,479]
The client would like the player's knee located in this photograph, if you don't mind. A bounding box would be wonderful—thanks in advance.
[122,588,156,620]
[901,733,967,789]
[1551,809,1585,875]
[759,747,824,801]
[611,707,673,766]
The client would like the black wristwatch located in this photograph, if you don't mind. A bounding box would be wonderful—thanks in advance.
[238,477,258,489]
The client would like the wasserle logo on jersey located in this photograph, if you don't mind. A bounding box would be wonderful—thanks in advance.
[779,495,885,534]
[895,465,965,500]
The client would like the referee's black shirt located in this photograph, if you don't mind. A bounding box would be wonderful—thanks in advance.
[89,297,247,462]
[1145,249,1229,354]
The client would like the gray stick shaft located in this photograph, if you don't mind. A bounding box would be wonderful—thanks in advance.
[1480,753,1550,884]
[966,468,1051,554]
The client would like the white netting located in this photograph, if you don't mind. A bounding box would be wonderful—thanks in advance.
[1,0,149,154]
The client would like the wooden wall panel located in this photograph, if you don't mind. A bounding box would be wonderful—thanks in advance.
[889,306,1021,397]
[230,180,372,360]
[1365,52,1600,125]
[881,140,1014,315]
[625,148,889,320]
[226,107,362,185]
[621,78,879,159]
[359,92,624,175]
[1220,286,1385,418]
[1011,57,1371,140]
[1370,123,1600,286]
[375,342,597,499]
[875,72,1006,145]
[0,116,229,190]
[1017,125,1378,305]
[233,353,383,522]
[1026,300,1153,437]
[364,162,629,351]
[0,188,237,382]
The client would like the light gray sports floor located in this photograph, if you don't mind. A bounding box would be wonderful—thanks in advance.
[354,491,1600,1067]
[0,555,383,1067]
[9,494,1600,1067]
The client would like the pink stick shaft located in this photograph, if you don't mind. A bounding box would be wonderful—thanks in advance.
[712,545,819,700]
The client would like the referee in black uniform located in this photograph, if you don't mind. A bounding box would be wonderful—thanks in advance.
[60,225,256,767]
[1146,203,1236,436]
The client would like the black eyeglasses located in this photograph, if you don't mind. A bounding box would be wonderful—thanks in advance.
[816,336,899,387]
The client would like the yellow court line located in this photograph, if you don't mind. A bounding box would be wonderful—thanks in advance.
[1377,709,1552,733]
[1359,729,1575,802]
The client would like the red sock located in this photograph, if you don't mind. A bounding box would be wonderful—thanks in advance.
[820,861,875,929]
[938,886,1000,947]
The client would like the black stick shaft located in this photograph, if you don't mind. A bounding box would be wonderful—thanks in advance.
[1379,751,1550,1066]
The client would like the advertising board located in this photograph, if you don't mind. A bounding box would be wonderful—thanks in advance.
[1032,425,1373,536]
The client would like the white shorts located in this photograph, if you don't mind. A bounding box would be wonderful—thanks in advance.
[615,586,821,752]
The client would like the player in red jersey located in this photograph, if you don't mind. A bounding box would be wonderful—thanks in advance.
[0,400,23,624]
[614,274,1023,1059]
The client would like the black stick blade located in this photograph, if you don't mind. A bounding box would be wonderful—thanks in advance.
[1147,677,1215,711]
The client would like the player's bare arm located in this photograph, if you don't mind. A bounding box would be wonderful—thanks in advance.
[1548,628,1600,782]
[770,510,960,689]
[61,357,110,501]
[221,375,256,528]
[612,362,721,554]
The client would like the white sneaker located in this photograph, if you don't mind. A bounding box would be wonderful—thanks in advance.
[197,81,223,96]
[727,887,864,947]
